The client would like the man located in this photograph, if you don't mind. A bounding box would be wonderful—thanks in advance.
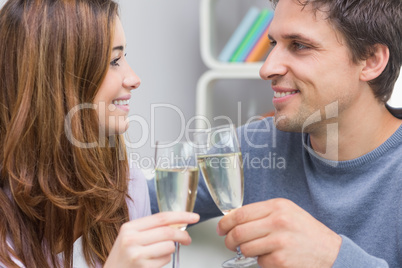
[149,0,401,266]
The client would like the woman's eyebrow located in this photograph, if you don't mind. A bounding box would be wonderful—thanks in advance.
[112,45,124,51]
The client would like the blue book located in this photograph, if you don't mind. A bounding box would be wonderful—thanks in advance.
[233,10,274,62]
[218,6,260,62]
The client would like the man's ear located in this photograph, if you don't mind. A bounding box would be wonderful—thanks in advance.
[360,44,389,82]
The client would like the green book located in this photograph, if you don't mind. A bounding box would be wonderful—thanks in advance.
[230,9,270,62]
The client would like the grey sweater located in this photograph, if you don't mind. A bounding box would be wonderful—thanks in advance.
[149,117,402,267]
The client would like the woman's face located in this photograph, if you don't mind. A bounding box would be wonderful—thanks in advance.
[93,16,140,135]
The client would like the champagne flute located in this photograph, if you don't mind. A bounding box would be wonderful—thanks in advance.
[154,141,199,268]
[194,124,258,268]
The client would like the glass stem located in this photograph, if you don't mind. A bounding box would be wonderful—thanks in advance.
[172,242,180,268]
[236,246,245,261]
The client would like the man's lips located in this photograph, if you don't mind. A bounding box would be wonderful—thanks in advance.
[272,86,300,98]
[273,90,299,98]
[272,87,300,105]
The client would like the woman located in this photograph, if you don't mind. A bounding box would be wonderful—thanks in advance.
[0,0,199,267]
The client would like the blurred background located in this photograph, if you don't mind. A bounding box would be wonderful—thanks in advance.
[0,0,400,267]
[119,0,274,266]
[118,0,402,267]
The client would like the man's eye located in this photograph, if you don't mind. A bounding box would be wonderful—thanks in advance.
[292,42,309,50]
[269,40,277,47]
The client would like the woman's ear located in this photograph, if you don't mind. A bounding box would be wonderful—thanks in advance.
[360,44,389,82]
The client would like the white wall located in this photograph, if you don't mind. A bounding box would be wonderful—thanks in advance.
[389,75,402,108]
[0,0,401,266]
[118,0,402,266]
[119,0,402,162]
[119,0,207,160]
[117,1,233,267]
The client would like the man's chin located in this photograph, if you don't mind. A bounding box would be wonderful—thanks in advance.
[273,115,304,133]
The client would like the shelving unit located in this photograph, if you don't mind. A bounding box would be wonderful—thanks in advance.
[196,70,261,128]
[196,0,273,128]
[199,0,264,71]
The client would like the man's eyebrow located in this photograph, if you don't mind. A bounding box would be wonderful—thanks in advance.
[268,33,320,46]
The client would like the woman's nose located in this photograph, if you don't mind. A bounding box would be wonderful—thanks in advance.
[123,67,141,90]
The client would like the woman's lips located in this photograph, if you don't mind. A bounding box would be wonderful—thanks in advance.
[112,95,131,112]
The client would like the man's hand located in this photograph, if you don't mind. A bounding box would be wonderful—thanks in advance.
[217,198,341,268]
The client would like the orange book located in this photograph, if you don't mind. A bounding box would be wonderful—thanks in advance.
[245,26,271,62]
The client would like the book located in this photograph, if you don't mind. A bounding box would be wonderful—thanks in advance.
[230,9,274,62]
[245,25,271,62]
[218,6,260,62]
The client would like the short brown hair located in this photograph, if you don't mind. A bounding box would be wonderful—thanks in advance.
[269,0,402,103]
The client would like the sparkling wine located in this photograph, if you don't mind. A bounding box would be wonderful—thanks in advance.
[155,167,199,229]
[197,153,244,214]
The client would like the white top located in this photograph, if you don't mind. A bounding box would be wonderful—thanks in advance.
[3,168,151,268]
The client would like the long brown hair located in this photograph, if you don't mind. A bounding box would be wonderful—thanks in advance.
[0,0,129,267]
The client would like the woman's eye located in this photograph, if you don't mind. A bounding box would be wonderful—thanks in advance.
[110,53,127,67]
[110,57,121,67]
[269,40,277,47]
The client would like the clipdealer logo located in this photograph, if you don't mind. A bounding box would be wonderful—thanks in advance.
[302,101,339,167]
[63,101,339,167]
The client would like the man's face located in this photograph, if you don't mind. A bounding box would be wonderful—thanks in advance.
[260,0,365,133]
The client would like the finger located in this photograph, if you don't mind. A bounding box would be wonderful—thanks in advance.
[217,199,274,236]
[257,252,283,268]
[125,227,192,246]
[125,211,200,232]
[223,216,272,251]
[148,255,172,268]
[128,254,172,268]
[140,241,177,259]
[237,233,284,257]
[218,198,297,236]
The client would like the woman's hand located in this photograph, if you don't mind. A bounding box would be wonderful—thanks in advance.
[104,211,200,268]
